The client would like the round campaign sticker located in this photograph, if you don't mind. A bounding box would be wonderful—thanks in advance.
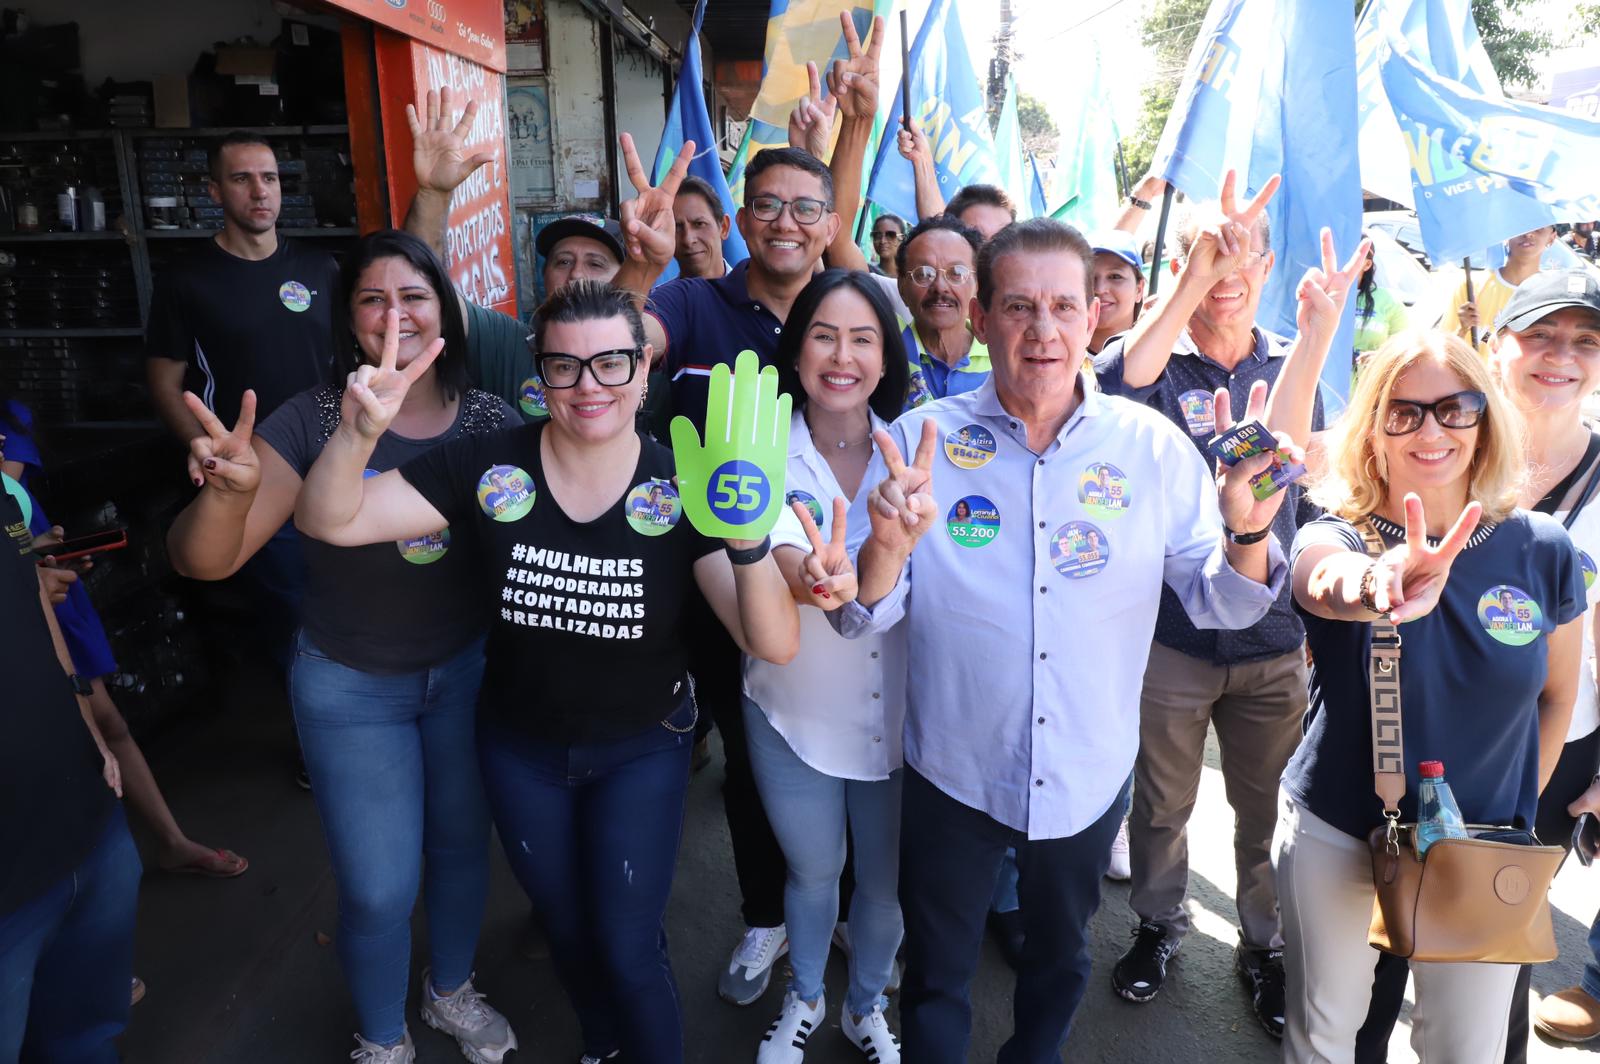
[518,375,548,418]
[1050,521,1111,580]
[1,471,30,528]
[947,495,1000,548]
[706,459,771,527]
[278,280,312,313]
[786,489,824,527]
[945,424,998,469]
[904,370,934,410]
[397,527,450,564]
[625,479,682,536]
[1477,584,1543,647]
[1178,389,1216,437]
[476,465,536,522]
[1078,462,1131,517]
[1583,551,1597,592]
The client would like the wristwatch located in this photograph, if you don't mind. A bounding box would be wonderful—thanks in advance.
[68,673,92,697]
[1224,525,1270,546]
[724,536,772,566]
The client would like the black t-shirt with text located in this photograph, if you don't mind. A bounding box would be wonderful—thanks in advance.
[144,236,340,428]
[0,489,114,915]
[400,422,721,743]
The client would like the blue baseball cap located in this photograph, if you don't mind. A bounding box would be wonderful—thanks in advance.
[1089,230,1142,270]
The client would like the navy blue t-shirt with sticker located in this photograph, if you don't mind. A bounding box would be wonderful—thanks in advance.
[1286,510,1585,841]
[399,421,722,743]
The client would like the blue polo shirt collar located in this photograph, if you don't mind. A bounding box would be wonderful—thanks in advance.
[1175,326,1279,371]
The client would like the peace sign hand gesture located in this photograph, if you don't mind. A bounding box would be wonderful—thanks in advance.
[1368,493,1482,623]
[1214,379,1306,535]
[184,389,260,495]
[827,11,883,119]
[619,132,694,269]
[792,496,857,610]
[1184,169,1281,285]
[407,86,496,196]
[341,309,445,441]
[1297,228,1372,340]
[788,62,837,160]
[866,419,938,555]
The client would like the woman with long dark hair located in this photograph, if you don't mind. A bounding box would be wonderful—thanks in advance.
[167,229,518,1064]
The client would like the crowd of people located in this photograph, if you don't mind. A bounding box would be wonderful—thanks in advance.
[7,13,1600,1064]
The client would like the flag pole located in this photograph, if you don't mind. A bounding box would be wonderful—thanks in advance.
[899,8,913,129]
[1147,186,1176,297]
[1461,257,1478,346]
[1114,139,1131,202]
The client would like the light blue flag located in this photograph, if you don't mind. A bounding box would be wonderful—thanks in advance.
[652,0,749,284]
[1150,0,1363,408]
[1379,33,1595,264]
[994,76,1032,218]
[1027,155,1048,222]
[865,0,1001,222]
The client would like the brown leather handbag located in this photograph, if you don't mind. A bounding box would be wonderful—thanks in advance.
[1356,520,1566,964]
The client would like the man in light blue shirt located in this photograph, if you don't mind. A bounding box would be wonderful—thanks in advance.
[839,219,1300,1061]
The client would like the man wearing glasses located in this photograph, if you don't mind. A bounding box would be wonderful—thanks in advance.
[894,215,990,410]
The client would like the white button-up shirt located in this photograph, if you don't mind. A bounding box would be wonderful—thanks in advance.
[744,411,907,781]
[839,377,1284,839]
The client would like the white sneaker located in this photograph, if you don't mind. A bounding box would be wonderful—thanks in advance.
[418,969,518,1064]
[756,989,824,1063]
[720,924,789,1006]
[1106,817,1132,881]
[351,1030,416,1063]
[842,1000,901,1063]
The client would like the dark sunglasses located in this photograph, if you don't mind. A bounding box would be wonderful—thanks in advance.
[1382,390,1488,435]
[536,348,641,389]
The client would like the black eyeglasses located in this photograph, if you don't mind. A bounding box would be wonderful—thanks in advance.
[536,348,641,389]
[1382,390,1488,435]
[747,195,829,225]
[906,264,975,288]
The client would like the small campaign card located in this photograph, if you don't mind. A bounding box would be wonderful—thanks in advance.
[1249,455,1307,501]
[1206,420,1275,466]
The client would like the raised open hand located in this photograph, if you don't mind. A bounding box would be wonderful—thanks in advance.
[1183,169,1281,284]
[788,61,837,160]
[407,86,496,196]
[619,132,694,268]
[342,309,445,441]
[185,388,260,494]
[866,418,938,554]
[1214,379,1305,536]
[1296,228,1372,339]
[792,495,856,609]
[1367,493,1482,623]
[827,11,883,119]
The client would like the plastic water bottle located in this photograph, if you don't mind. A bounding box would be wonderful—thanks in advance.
[1415,760,1468,856]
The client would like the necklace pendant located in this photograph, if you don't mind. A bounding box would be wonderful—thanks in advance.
[837,439,847,449]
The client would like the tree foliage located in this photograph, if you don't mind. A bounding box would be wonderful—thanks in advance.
[1119,0,1556,184]
[1017,90,1059,161]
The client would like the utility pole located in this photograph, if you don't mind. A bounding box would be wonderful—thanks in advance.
[987,0,1016,129]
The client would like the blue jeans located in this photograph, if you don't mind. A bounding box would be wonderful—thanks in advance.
[291,632,491,1046]
[742,697,903,1016]
[0,806,141,1064]
[477,699,696,1064]
[898,768,1131,1064]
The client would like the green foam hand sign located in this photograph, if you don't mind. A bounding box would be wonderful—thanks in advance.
[670,350,792,541]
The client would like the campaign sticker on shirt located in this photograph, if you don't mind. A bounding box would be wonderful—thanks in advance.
[1178,389,1215,437]
[625,479,681,536]
[1477,585,1543,647]
[904,369,934,410]
[786,489,824,527]
[476,465,535,522]
[397,527,450,564]
[1050,520,1111,579]
[278,280,312,313]
[1078,462,1130,516]
[945,424,997,469]
[947,495,1000,548]
[1582,551,1596,591]
[518,375,548,418]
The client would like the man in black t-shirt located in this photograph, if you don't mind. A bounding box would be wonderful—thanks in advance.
[145,131,339,441]
[0,488,140,1061]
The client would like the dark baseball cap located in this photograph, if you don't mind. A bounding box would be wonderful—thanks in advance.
[535,215,625,263]
[1495,267,1600,333]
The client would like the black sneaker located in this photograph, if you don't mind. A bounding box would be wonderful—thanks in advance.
[1236,945,1286,1038]
[1111,922,1180,1003]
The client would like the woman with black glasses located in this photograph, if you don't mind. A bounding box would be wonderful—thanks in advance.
[1276,330,1584,1061]
[294,279,801,1064]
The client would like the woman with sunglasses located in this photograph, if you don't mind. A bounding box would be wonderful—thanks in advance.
[167,230,518,1064]
[294,279,801,1064]
[1277,330,1584,1061]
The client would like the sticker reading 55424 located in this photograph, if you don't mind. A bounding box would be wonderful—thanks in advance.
[706,460,771,527]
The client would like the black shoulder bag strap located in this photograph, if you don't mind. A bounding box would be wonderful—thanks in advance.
[1534,429,1600,531]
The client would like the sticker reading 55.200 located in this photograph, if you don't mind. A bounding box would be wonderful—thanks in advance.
[706,460,771,526]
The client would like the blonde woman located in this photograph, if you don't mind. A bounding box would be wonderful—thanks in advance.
[1277,330,1585,1062]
